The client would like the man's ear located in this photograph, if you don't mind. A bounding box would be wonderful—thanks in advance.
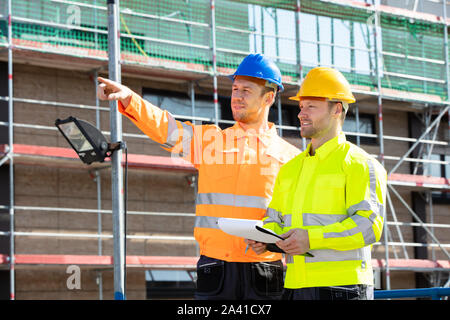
[265,91,276,107]
[334,102,343,117]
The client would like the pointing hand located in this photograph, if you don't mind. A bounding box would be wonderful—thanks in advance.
[97,77,133,107]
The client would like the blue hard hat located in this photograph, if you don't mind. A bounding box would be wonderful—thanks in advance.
[229,53,284,92]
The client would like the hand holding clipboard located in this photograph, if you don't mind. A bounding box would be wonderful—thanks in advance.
[255,226,314,257]
[217,218,314,258]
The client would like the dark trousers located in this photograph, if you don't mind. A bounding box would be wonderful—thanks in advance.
[283,284,374,300]
[195,255,284,300]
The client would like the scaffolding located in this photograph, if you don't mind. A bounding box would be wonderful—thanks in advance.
[0,0,449,299]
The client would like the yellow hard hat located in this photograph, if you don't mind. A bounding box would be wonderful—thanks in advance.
[289,67,356,104]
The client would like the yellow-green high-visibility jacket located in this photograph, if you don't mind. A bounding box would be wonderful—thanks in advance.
[263,133,387,288]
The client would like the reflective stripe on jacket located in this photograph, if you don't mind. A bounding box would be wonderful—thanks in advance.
[119,93,300,262]
[263,133,387,288]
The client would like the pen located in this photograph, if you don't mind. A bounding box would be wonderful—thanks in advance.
[245,244,249,254]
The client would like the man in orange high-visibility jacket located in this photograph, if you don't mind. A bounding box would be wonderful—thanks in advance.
[97,53,300,300]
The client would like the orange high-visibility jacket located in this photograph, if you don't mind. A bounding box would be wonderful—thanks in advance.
[119,92,300,262]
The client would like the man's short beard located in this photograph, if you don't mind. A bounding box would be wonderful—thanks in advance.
[300,127,315,139]
[233,110,250,122]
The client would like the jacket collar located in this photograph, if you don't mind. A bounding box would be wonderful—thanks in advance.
[305,132,346,161]
[226,121,278,146]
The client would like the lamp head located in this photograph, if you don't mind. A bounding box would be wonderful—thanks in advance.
[55,116,110,165]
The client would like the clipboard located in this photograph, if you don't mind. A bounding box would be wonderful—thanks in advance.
[217,218,281,243]
[217,218,314,257]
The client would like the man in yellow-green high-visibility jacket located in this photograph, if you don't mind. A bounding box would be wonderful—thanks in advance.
[245,67,387,300]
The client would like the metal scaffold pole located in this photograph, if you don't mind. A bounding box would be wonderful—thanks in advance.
[441,3,450,289]
[295,0,307,150]
[373,5,390,290]
[107,0,126,300]
[93,69,103,300]
[443,0,450,135]
[373,8,385,168]
[277,95,283,137]
[295,0,302,84]
[210,0,219,127]
[7,0,15,301]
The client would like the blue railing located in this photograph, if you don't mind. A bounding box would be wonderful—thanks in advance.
[375,287,450,300]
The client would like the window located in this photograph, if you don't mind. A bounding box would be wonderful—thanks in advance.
[269,104,377,142]
[343,113,377,145]
[143,88,221,125]
[425,154,450,204]
[270,102,301,138]
[145,270,196,299]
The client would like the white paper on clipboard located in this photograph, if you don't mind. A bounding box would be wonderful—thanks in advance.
[217,218,282,243]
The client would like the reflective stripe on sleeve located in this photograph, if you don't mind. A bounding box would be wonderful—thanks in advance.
[347,159,383,216]
[323,213,377,245]
[164,113,179,148]
[263,208,292,227]
[302,213,348,226]
[196,193,269,209]
[181,122,193,157]
[347,200,384,218]
[264,208,282,224]
[160,117,194,158]
[367,159,377,211]
[323,158,382,245]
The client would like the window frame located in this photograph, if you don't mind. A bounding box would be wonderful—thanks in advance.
[343,112,377,146]
[430,154,450,204]
[142,87,223,126]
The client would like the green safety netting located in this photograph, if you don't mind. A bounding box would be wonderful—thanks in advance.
[0,0,448,100]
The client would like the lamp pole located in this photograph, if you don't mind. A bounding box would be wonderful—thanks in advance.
[107,0,126,300]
